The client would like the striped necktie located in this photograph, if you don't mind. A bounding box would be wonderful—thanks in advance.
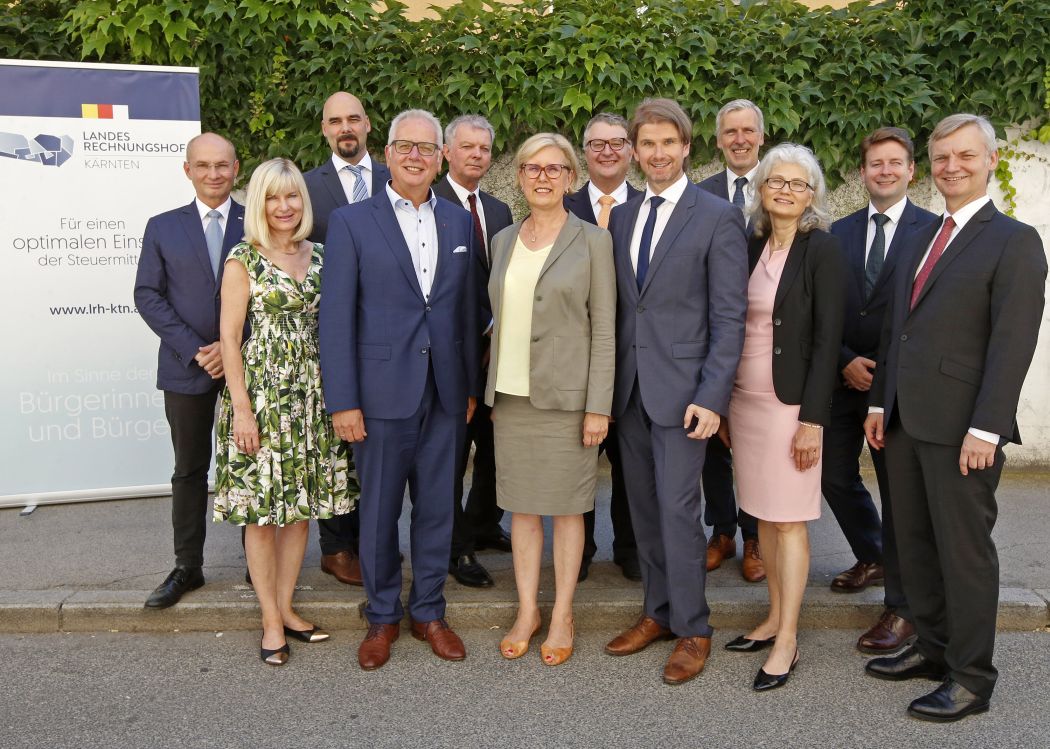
[346,164,368,203]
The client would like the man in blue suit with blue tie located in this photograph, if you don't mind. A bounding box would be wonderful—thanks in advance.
[320,109,481,671]
[134,132,244,609]
[603,99,748,685]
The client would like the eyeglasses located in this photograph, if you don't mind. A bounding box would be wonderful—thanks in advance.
[585,138,629,152]
[764,177,813,193]
[390,140,439,157]
[520,163,571,179]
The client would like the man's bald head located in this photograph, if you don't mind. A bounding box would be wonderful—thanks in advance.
[321,92,371,163]
[183,132,239,208]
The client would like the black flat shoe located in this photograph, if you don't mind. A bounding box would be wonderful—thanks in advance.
[283,625,330,643]
[753,650,799,691]
[260,643,290,666]
[578,555,593,582]
[725,634,776,652]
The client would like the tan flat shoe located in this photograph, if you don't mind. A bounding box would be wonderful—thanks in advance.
[541,621,574,666]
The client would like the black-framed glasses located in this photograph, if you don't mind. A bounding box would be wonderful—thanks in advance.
[391,139,439,156]
[764,177,813,193]
[585,137,629,152]
[520,163,571,179]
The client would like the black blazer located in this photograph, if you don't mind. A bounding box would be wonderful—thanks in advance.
[303,156,392,244]
[563,180,642,225]
[431,175,514,274]
[870,201,1046,446]
[747,229,846,426]
[830,199,936,371]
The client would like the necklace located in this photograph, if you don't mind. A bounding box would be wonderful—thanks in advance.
[525,217,537,244]
[770,233,795,253]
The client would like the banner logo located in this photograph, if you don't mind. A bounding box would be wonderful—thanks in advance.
[0,131,74,167]
[82,103,130,120]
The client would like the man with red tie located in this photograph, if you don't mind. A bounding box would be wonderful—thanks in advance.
[864,114,1046,722]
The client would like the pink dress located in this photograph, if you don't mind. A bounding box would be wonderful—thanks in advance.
[728,243,821,522]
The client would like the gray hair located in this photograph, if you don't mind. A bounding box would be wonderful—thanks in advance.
[748,143,832,237]
[388,109,444,148]
[928,113,998,164]
[583,112,630,145]
[715,99,764,137]
[444,114,495,146]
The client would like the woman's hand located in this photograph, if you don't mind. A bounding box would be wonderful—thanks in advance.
[791,422,822,471]
[582,412,609,448]
[233,407,260,454]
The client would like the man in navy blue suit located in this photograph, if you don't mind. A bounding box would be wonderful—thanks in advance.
[134,132,244,609]
[603,99,748,685]
[825,127,935,655]
[304,91,392,588]
[320,109,481,671]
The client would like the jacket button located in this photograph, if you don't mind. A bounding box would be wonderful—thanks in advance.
[773,318,782,326]
[860,310,867,317]
[536,295,542,301]
[425,305,432,312]
[420,347,429,355]
[900,334,908,342]
[773,346,782,355]
[532,336,539,342]
[637,305,645,313]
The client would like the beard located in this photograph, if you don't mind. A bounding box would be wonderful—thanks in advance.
[337,136,360,159]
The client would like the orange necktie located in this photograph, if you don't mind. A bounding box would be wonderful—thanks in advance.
[597,195,616,229]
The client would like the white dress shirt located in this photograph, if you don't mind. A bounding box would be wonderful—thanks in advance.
[387,184,439,301]
[865,196,908,262]
[629,173,689,272]
[587,180,630,218]
[724,163,761,213]
[445,175,487,241]
[333,152,374,203]
[195,195,232,234]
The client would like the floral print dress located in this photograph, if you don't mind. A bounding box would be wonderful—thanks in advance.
[214,242,358,526]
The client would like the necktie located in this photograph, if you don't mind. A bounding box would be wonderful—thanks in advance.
[910,216,956,309]
[205,209,223,277]
[732,176,747,209]
[596,194,617,229]
[467,193,487,267]
[865,213,890,297]
[636,195,665,291]
[346,164,368,203]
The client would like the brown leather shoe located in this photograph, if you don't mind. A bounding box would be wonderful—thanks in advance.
[663,636,711,685]
[358,622,399,670]
[321,550,363,586]
[857,609,916,654]
[741,538,766,583]
[604,615,674,656]
[411,618,466,661]
[705,534,736,571]
[831,561,884,593]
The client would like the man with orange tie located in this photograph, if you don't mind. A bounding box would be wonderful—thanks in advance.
[864,113,1046,721]
[564,112,642,582]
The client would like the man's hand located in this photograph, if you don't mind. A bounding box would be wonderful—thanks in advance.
[842,356,875,391]
[195,341,224,379]
[863,413,884,450]
[333,409,367,442]
[959,432,996,476]
[684,404,720,440]
[466,396,476,424]
[582,412,610,447]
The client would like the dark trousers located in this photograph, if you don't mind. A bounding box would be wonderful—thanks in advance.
[317,509,360,556]
[821,386,907,613]
[702,436,758,541]
[163,388,220,568]
[618,384,711,637]
[354,368,463,624]
[583,422,637,561]
[884,416,1002,699]
[451,401,502,558]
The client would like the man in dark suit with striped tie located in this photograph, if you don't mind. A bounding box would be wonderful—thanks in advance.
[303,91,391,586]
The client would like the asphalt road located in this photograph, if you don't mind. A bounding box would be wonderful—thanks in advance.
[3,629,1048,749]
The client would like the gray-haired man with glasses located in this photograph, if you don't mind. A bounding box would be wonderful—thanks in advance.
[564,112,642,583]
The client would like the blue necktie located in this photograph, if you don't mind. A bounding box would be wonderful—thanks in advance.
[636,195,665,291]
[732,176,747,209]
[205,209,223,277]
[346,164,368,203]
[865,213,890,297]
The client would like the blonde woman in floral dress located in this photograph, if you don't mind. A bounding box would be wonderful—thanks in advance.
[215,158,357,666]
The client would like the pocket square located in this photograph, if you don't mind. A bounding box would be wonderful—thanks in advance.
[453,245,468,254]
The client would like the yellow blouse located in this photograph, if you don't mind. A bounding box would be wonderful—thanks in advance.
[494,237,553,396]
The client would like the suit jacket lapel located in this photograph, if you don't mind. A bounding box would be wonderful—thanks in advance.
[432,199,458,294]
[615,198,643,301]
[901,219,941,317]
[869,200,913,299]
[848,211,867,297]
[640,183,695,297]
[372,195,424,301]
[178,202,216,286]
[912,202,996,310]
[538,214,582,281]
[321,162,349,210]
[773,231,809,312]
[566,184,597,225]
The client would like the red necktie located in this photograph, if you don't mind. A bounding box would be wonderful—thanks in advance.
[467,193,487,268]
[910,216,956,309]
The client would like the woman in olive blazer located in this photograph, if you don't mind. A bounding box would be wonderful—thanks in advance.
[486,133,616,667]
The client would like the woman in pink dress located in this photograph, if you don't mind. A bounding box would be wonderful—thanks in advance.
[720,143,845,691]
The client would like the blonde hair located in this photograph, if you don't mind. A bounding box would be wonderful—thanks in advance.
[243,158,313,249]
[514,132,580,191]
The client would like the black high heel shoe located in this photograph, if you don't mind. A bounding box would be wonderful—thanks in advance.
[283,625,330,643]
[725,634,776,652]
[753,650,799,691]
[260,642,290,666]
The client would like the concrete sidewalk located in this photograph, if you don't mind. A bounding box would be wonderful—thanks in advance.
[2,467,1048,634]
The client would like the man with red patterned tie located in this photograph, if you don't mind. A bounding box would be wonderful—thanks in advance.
[863,114,1046,722]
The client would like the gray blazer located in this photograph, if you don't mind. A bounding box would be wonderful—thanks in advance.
[485,211,616,414]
